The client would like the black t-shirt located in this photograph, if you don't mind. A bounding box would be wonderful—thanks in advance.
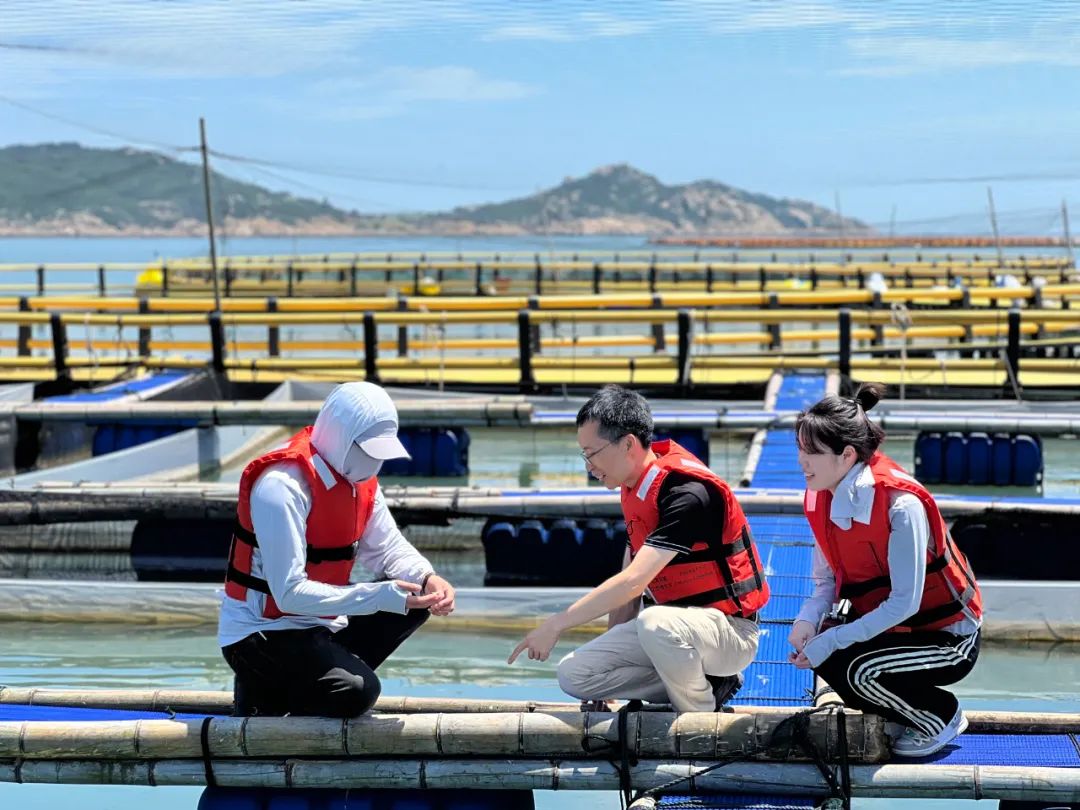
[641,471,727,556]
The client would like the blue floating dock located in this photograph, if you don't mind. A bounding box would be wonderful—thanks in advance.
[696,374,822,807]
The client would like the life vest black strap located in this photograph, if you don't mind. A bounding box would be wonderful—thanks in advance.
[674,576,759,608]
[231,519,356,564]
[676,527,753,565]
[308,542,358,563]
[838,575,890,599]
[226,565,271,595]
[898,599,964,629]
[232,520,258,546]
[838,549,952,600]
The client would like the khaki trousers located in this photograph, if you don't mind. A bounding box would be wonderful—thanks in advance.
[556,604,760,713]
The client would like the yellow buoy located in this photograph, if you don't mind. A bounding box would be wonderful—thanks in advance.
[418,276,441,295]
[136,266,164,290]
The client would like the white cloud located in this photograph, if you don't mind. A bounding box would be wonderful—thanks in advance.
[2,0,483,87]
[655,0,916,35]
[486,10,654,42]
[840,35,1080,76]
[486,23,579,43]
[309,66,538,120]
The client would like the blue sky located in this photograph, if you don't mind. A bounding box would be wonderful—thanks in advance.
[3,0,1080,233]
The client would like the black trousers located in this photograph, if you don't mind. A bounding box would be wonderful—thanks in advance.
[814,629,980,737]
[222,609,429,717]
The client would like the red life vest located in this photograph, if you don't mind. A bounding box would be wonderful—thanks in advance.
[804,452,982,633]
[224,426,377,620]
[621,440,769,618]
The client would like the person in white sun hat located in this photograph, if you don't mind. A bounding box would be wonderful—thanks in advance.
[219,382,455,717]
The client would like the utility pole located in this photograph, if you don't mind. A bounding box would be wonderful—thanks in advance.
[199,117,222,312]
[986,186,1004,269]
[1062,199,1075,269]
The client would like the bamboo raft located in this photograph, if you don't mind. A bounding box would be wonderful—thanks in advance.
[0,690,1077,800]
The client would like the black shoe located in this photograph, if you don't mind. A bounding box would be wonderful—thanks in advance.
[706,672,743,711]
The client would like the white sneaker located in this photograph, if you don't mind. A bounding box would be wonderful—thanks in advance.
[891,709,968,758]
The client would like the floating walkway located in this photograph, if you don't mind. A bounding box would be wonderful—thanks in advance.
[2,249,1074,299]
[714,373,827,809]
[0,301,1077,389]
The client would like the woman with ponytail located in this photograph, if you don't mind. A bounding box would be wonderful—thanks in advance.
[788,382,983,757]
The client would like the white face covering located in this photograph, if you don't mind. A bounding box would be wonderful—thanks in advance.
[340,442,384,483]
[310,382,409,481]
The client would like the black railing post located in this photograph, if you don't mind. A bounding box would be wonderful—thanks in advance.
[208,311,226,374]
[97,265,107,297]
[648,259,658,293]
[871,290,884,345]
[766,293,781,349]
[1006,308,1022,388]
[534,255,543,296]
[397,298,408,357]
[475,261,483,296]
[138,298,151,357]
[527,296,541,355]
[50,312,69,380]
[349,261,358,297]
[412,262,421,296]
[677,309,693,393]
[651,295,666,352]
[17,297,31,357]
[592,262,602,295]
[286,262,295,298]
[36,265,45,296]
[838,308,852,382]
[809,265,818,290]
[267,297,280,357]
[363,311,380,383]
[518,309,535,391]
[705,264,714,293]
[161,263,169,297]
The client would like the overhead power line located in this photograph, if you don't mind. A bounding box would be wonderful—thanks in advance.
[207,148,524,193]
[0,95,195,155]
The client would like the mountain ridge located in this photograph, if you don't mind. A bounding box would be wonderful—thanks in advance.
[0,143,870,237]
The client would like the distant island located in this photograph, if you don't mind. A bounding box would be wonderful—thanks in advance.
[0,143,870,237]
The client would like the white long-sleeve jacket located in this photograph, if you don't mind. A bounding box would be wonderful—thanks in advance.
[217,459,434,648]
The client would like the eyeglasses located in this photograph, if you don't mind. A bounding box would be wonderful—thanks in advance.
[580,437,623,466]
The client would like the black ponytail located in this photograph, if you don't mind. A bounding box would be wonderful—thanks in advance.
[795,382,887,462]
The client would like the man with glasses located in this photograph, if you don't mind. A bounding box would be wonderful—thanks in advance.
[508,385,768,712]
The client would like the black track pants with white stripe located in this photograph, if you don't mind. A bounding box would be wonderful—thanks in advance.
[813,629,980,736]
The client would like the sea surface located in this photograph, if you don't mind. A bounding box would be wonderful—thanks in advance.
[0,236,1077,808]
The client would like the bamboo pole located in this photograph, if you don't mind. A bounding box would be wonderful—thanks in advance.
[2,688,1077,734]
[0,758,1078,800]
[4,485,1080,527]
[0,711,888,763]
[13,398,1080,433]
